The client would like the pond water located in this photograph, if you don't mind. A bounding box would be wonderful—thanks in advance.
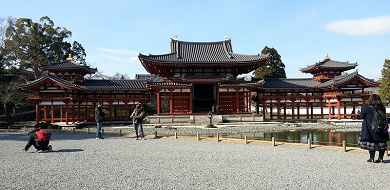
[221,128,363,147]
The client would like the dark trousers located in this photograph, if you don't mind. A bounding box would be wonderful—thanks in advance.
[25,133,49,150]
[369,149,385,160]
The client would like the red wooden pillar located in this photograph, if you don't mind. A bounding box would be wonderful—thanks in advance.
[291,100,295,119]
[77,102,81,123]
[109,101,113,122]
[72,104,75,124]
[36,104,40,124]
[65,101,69,125]
[277,98,280,119]
[247,91,251,113]
[157,92,161,114]
[125,100,129,122]
[337,100,341,120]
[236,89,239,113]
[43,106,47,122]
[170,91,173,114]
[189,89,193,114]
[51,105,54,123]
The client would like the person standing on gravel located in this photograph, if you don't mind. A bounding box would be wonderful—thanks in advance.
[130,104,146,140]
[358,94,389,163]
[95,102,105,139]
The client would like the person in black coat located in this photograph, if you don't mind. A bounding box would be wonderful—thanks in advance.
[358,94,389,163]
[95,102,105,139]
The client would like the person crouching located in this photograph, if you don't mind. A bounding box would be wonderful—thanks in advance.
[24,128,52,153]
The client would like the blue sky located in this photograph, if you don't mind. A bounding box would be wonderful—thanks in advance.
[1,0,390,80]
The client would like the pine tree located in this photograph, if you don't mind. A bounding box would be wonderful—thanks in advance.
[379,59,390,104]
[253,46,286,78]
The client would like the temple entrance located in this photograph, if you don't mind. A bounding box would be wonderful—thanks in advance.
[193,84,215,113]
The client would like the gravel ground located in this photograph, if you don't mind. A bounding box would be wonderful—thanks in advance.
[78,122,363,136]
[1,127,390,190]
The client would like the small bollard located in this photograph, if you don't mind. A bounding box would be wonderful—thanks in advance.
[119,129,122,136]
[342,141,346,152]
[154,131,157,138]
[24,126,26,132]
[245,135,248,144]
[308,138,311,149]
[196,133,200,141]
[272,137,275,146]
[175,132,177,139]
[217,134,220,142]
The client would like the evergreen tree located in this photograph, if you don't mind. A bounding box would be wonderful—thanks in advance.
[253,46,286,78]
[379,59,390,104]
[3,16,86,79]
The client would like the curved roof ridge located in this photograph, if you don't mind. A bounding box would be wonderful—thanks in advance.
[171,38,231,45]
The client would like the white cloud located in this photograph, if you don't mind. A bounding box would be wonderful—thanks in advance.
[325,16,390,36]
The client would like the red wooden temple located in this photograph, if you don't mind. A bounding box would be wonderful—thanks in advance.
[20,39,379,124]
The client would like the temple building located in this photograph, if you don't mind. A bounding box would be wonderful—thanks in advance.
[254,54,379,120]
[138,38,269,115]
[20,39,379,124]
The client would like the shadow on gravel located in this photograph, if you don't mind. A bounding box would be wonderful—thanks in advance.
[0,133,27,141]
[54,149,84,153]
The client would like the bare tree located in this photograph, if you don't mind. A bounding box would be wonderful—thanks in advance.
[0,81,28,116]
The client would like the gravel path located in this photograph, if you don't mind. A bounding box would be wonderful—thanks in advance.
[1,130,390,190]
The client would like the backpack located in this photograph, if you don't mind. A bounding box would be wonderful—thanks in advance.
[35,130,50,142]
[369,106,388,133]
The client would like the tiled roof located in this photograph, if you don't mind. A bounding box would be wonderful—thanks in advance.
[134,74,163,82]
[219,80,265,87]
[20,73,148,91]
[20,73,84,89]
[260,78,320,89]
[40,60,97,73]
[317,71,379,87]
[139,39,269,63]
[254,71,379,89]
[300,59,357,73]
[80,80,147,90]
[146,82,192,87]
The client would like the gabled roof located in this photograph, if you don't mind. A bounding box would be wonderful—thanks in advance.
[40,60,97,74]
[317,71,379,88]
[20,73,148,91]
[139,39,269,63]
[20,73,84,90]
[300,58,357,73]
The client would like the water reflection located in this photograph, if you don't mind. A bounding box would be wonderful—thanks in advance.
[222,128,363,147]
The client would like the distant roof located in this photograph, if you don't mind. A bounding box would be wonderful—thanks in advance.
[300,58,357,73]
[40,60,97,74]
[317,71,379,88]
[139,39,269,63]
[134,74,163,82]
[260,78,320,89]
[253,71,379,89]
